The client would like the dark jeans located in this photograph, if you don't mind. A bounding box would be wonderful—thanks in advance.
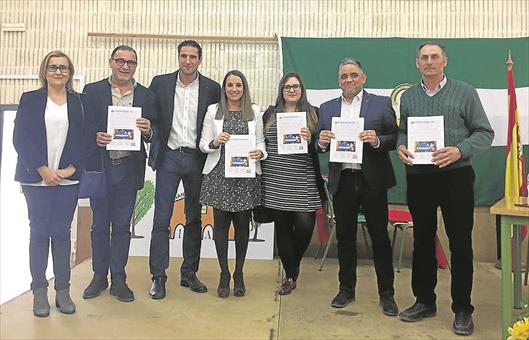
[90,160,138,283]
[22,184,79,291]
[407,166,475,314]
[333,170,394,297]
[149,147,203,280]
[271,209,315,279]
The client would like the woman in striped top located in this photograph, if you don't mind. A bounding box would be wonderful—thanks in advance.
[261,72,325,295]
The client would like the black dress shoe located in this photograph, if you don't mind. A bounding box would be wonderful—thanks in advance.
[83,275,108,299]
[380,296,399,316]
[180,273,208,293]
[331,290,355,308]
[233,271,246,297]
[109,282,135,302]
[149,277,166,299]
[453,311,474,336]
[399,302,437,322]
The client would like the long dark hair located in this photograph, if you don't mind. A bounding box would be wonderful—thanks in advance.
[215,70,254,121]
[266,72,317,133]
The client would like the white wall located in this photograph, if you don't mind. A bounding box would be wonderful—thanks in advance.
[0,111,59,304]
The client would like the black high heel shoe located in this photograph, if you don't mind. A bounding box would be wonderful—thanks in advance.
[233,271,246,297]
[217,272,230,298]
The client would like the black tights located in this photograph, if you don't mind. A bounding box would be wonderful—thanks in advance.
[213,209,251,275]
[272,209,315,279]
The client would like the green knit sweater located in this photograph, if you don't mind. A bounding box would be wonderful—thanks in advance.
[397,78,494,174]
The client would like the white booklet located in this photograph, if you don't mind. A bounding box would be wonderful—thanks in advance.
[276,111,308,154]
[407,116,445,164]
[106,106,141,151]
[329,117,364,164]
[224,134,256,178]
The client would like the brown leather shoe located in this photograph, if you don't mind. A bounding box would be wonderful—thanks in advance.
[278,278,296,295]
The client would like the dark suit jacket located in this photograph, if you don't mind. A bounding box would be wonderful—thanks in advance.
[13,89,87,183]
[316,90,398,195]
[148,71,221,170]
[83,79,156,190]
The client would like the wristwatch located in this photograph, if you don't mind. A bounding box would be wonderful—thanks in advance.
[209,140,220,149]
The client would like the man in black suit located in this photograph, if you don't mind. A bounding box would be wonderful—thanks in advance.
[148,40,221,299]
[316,58,399,316]
[82,45,156,302]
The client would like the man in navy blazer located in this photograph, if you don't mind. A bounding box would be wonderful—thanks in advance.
[148,40,221,299]
[82,45,156,302]
[317,58,398,316]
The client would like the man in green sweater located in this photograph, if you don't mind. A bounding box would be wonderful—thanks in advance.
[396,41,494,336]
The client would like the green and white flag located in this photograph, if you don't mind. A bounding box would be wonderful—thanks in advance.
[280,37,529,205]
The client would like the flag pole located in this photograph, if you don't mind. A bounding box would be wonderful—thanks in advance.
[507,50,513,69]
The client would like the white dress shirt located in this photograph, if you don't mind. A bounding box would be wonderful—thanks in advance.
[421,75,447,97]
[168,73,199,149]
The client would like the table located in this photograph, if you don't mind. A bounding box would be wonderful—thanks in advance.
[490,196,529,339]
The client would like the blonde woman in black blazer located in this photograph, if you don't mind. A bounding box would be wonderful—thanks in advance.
[13,51,88,317]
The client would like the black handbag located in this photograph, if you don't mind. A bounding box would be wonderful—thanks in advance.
[252,205,274,224]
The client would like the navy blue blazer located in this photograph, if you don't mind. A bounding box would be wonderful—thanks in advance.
[82,79,157,190]
[316,90,398,195]
[13,89,87,183]
[148,71,221,170]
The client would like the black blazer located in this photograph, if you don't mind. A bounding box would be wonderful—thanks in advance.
[148,71,221,170]
[316,91,398,195]
[13,89,87,183]
[262,105,326,202]
[82,79,157,190]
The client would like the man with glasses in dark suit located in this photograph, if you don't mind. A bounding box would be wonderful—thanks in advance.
[148,40,221,299]
[82,45,156,302]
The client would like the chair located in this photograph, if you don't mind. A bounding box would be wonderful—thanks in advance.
[316,178,371,271]
[389,209,450,273]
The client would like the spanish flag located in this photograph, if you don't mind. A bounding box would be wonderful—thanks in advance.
[505,51,527,198]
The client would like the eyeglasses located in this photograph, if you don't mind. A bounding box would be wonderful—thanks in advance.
[340,73,363,80]
[283,84,302,92]
[112,58,138,67]
[47,65,70,73]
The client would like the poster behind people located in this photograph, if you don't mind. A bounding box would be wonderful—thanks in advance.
[128,165,274,260]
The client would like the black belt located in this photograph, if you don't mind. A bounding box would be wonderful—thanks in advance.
[342,169,362,174]
[110,157,129,165]
[171,147,197,153]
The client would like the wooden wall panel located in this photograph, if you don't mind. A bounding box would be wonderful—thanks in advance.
[1,0,527,106]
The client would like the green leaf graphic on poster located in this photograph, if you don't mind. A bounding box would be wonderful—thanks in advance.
[132,180,154,239]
